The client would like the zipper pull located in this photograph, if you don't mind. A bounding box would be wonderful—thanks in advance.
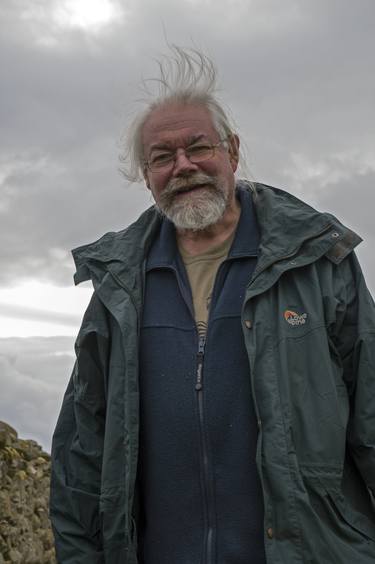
[195,335,206,391]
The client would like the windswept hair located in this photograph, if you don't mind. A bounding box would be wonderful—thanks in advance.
[119,46,247,183]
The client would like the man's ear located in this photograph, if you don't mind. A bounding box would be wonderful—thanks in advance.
[228,134,240,173]
[143,167,151,190]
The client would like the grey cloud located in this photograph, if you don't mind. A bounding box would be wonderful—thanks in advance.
[0,147,151,285]
[0,302,82,326]
[0,0,374,288]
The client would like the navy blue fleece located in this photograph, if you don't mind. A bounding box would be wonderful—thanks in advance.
[138,187,266,564]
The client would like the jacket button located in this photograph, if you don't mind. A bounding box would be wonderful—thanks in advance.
[266,527,274,539]
[244,319,252,329]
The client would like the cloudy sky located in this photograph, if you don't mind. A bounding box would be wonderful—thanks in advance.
[1,0,374,451]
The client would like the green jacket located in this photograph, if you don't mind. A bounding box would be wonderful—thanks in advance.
[50,182,375,563]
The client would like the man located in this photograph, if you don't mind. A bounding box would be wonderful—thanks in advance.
[50,47,375,563]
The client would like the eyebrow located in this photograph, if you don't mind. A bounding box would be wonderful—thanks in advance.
[148,134,208,152]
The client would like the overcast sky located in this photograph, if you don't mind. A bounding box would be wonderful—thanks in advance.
[1,0,374,451]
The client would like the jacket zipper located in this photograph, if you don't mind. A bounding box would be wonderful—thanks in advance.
[195,335,215,564]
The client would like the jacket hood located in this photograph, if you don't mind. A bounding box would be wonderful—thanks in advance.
[72,182,362,287]
[251,182,361,265]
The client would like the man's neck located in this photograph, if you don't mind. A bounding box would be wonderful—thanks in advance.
[176,199,241,256]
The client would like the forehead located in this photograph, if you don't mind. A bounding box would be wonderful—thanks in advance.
[142,103,219,151]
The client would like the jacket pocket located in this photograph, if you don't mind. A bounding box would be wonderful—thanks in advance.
[326,491,375,543]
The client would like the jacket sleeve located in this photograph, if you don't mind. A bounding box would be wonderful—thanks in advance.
[330,252,375,507]
[50,292,109,563]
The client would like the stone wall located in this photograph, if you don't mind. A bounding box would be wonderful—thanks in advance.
[0,421,56,563]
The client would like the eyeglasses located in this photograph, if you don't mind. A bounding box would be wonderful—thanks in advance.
[144,138,228,172]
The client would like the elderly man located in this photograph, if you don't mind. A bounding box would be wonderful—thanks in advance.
[50,48,375,564]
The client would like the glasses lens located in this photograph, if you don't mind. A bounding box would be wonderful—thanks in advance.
[149,153,174,171]
[188,145,214,163]
[148,143,217,171]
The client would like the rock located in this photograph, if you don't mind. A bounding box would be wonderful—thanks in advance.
[15,470,27,481]
[0,422,17,449]
[0,490,12,518]
[0,421,56,562]
[7,549,22,563]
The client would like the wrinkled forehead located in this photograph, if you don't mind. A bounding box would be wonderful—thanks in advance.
[141,103,219,152]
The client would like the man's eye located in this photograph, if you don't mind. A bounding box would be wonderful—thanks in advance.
[150,153,173,165]
[188,145,212,156]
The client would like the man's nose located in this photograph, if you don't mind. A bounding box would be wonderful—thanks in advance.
[172,149,199,176]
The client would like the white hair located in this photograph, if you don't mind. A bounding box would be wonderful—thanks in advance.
[119,46,251,184]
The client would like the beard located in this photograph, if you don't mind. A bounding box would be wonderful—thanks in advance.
[155,173,229,231]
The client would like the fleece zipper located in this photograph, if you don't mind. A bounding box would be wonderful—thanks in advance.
[195,334,215,564]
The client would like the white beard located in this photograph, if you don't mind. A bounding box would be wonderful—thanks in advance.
[156,173,228,231]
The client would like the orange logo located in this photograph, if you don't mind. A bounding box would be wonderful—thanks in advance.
[284,310,307,326]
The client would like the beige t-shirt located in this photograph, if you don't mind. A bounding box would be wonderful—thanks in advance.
[178,233,235,338]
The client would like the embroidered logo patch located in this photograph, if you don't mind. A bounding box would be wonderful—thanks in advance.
[284,309,308,326]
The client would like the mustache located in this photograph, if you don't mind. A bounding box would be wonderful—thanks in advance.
[164,173,218,195]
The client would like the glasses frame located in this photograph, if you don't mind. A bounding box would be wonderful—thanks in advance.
[144,137,229,173]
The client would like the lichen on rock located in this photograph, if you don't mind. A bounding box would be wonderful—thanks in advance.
[0,421,56,563]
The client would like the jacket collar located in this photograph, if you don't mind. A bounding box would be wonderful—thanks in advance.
[248,181,362,275]
[72,182,362,289]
